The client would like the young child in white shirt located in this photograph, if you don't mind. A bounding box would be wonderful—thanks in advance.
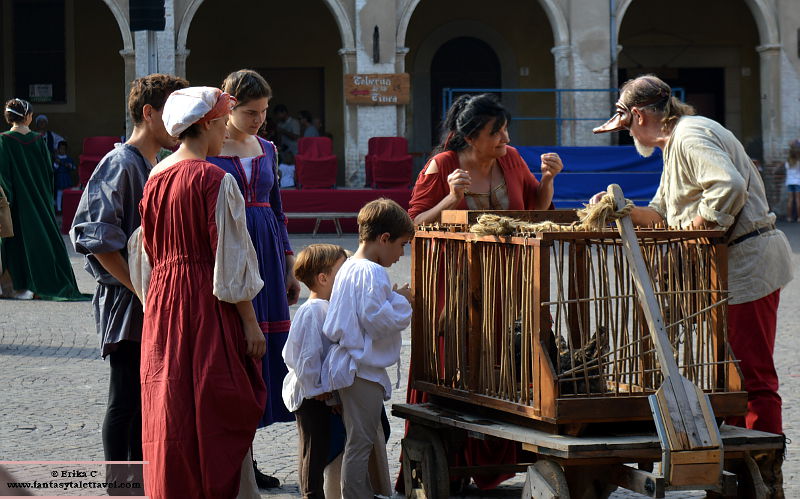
[322,198,414,498]
[282,243,347,498]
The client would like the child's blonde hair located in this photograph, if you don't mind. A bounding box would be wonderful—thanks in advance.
[357,198,415,242]
[293,244,347,288]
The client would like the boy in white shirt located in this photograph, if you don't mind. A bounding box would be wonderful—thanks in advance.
[322,198,414,498]
[282,243,347,498]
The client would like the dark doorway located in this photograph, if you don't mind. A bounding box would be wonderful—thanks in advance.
[617,68,725,145]
[430,37,501,147]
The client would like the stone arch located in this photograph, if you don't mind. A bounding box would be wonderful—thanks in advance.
[177,0,354,54]
[397,0,568,49]
[616,0,777,46]
[100,0,133,51]
[410,20,520,158]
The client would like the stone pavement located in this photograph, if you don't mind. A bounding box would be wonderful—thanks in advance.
[1,225,798,498]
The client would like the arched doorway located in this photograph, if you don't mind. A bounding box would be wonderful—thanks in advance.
[429,37,501,147]
[185,0,346,180]
[618,0,761,156]
[406,0,554,162]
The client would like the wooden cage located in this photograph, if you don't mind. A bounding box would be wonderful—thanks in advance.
[410,210,747,429]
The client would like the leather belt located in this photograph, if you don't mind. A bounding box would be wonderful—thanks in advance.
[728,224,775,246]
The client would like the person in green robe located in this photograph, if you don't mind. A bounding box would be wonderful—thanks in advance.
[0,98,87,300]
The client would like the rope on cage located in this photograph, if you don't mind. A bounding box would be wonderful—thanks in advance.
[468,192,635,236]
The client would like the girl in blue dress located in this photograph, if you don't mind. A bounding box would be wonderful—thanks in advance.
[207,69,300,488]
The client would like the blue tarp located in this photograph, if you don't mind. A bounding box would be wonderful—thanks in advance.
[516,146,663,208]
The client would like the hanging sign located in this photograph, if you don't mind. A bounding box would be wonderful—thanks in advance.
[344,73,410,105]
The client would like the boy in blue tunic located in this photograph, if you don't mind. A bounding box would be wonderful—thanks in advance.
[70,74,188,466]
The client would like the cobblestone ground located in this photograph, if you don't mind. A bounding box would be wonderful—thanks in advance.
[1,225,798,498]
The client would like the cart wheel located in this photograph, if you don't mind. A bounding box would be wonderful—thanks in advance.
[402,424,450,499]
[522,460,570,499]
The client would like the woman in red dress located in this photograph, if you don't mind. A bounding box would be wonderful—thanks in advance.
[409,93,562,223]
[129,87,267,499]
[403,93,563,491]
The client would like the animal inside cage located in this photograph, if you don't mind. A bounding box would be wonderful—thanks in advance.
[410,210,747,427]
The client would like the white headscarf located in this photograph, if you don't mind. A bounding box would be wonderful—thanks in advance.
[161,87,234,137]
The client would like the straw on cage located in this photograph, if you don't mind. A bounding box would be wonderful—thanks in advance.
[469,192,634,236]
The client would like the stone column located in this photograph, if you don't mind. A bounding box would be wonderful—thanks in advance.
[395,47,410,142]
[120,49,136,138]
[563,3,614,146]
[551,44,573,146]
[174,47,190,79]
[757,44,782,163]
[133,0,176,78]
[339,0,402,187]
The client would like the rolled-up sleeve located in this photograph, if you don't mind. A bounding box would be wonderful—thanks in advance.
[648,178,668,219]
[682,138,747,228]
[70,158,129,255]
[213,173,264,303]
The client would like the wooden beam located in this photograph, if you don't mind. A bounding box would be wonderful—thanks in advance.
[609,184,718,452]
[609,464,665,498]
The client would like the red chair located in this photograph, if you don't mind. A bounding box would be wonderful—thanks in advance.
[60,188,83,234]
[364,137,413,188]
[295,137,337,189]
[78,136,119,187]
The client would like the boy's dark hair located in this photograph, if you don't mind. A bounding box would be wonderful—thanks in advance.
[128,74,189,126]
[357,198,415,242]
[221,69,272,106]
[4,98,32,125]
[294,244,347,288]
[299,110,312,122]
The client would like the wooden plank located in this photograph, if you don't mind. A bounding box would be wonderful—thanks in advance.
[391,403,782,458]
[554,391,746,424]
[413,381,546,421]
[440,209,579,225]
[609,184,717,452]
[449,464,532,476]
[670,449,722,465]
[667,462,720,487]
[534,242,557,418]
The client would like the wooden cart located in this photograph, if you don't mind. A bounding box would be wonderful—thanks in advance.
[393,401,782,498]
[399,208,773,497]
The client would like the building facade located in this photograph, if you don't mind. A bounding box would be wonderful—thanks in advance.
[2,0,798,189]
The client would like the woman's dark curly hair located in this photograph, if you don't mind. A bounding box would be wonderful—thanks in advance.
[433,93,511,155]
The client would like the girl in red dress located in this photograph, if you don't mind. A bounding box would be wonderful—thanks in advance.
[129,87,267,499]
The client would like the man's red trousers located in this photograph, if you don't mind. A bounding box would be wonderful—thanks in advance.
[725,289,782,435]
